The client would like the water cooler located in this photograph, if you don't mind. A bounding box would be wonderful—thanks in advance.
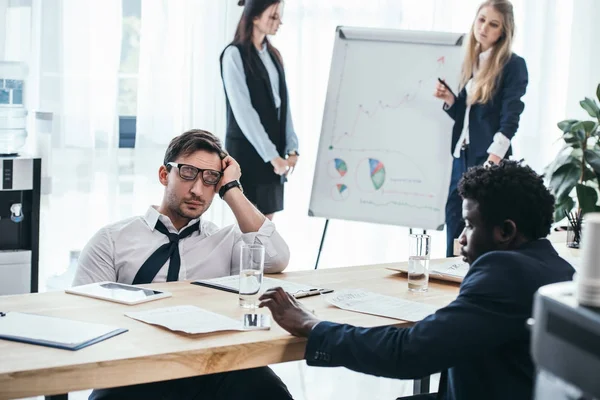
[531,281,600,400]
[0,156,41,294]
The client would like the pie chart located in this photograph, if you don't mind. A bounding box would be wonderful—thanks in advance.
[369,159,385,190]
[328,158,348,178]
[331,184,350,201]
[356,158,386,192]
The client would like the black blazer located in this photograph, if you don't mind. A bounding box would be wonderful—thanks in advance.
[445,53,528,159]
[305,239,575,400]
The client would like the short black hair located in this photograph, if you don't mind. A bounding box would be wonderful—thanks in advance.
[163,129,227,166]
[458,160,555,240]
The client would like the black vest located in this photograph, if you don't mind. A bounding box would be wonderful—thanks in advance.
[220,43,288,185]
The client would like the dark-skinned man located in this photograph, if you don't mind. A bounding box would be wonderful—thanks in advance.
[259,160,575,400]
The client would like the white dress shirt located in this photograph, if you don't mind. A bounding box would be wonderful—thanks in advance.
[73,206,290,286]
[221,44,299,162]
[452,47,511,159]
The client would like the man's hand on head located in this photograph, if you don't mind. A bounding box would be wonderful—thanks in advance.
[217,155,242,192]
[259,287,321,338]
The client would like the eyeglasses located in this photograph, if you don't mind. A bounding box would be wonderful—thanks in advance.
[166,162,223,186]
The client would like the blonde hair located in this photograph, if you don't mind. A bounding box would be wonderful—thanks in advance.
[460,0,515,105]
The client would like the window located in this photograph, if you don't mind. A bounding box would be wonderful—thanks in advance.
[118,0,141,147]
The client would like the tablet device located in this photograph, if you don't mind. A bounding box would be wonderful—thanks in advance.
[65,282,172,305]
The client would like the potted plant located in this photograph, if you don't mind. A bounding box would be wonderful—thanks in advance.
[546,83,600,237]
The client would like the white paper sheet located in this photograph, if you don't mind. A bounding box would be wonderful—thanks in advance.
[125,305,269,334]
[196,275,327,296]
[431,259,469,279]
[326,289,440,322]
[0,312,122,345]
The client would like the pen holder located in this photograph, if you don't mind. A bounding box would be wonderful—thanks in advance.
[567,225,580,248]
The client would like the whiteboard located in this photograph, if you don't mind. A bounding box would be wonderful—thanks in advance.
[308,27,465,230]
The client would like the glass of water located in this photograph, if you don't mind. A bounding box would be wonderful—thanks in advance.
[239,244,265,308]
[408,234,431,292]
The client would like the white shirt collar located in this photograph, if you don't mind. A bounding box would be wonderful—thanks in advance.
[143,206,202,234]
[479,46,493,62]
[258,42,268,55]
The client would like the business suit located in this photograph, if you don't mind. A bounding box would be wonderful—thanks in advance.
[305,239,574,400]
[444,53,528,256]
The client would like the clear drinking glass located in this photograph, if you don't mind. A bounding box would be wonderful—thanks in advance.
[239,244,265,308]
[408,234,431,292]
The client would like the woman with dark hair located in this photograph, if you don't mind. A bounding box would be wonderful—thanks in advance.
[220,0,299,220]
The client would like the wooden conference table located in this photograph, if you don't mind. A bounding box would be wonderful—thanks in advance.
[0,260,462,399]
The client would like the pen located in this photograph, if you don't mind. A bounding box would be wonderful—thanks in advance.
[293,289,321,299]
[293,288,334,299]
[437,78,457,98]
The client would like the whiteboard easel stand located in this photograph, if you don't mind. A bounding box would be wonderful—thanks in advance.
[314,219,330,270]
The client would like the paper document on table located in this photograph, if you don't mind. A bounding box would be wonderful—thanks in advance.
[125,305,270,334]
[326,289,440,322]
[431,259,469,279]
[386,257,469,283]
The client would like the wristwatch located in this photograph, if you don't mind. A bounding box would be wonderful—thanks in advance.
[219,180,243,199]
[288,150,299,157]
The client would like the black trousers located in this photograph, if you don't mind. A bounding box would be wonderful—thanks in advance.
[89,367,293,400]
[445,149,487,257]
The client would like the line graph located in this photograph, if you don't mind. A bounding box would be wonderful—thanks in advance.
[329,56,447,149]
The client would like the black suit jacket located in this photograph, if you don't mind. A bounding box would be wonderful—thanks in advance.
[305,239,575,400]
[445,53,528,159]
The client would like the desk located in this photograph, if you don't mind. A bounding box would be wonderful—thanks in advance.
[0,263,459,399]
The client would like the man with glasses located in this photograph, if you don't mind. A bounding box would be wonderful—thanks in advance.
[73,129,293,399]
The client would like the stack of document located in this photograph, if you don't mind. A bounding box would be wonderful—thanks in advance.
[387,258,469,283]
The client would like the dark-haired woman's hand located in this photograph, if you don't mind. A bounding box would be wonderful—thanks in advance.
[287,154,298,174]
[271,157,290,176]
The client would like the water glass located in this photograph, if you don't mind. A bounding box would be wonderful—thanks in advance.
[239,244,265,308]
[408,234,431,292]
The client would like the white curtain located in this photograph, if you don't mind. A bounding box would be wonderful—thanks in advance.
[135,0,240,147]
[37,0,122,148]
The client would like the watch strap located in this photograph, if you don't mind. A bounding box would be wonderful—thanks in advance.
[219,180,242,199]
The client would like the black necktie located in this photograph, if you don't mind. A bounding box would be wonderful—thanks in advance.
[133,219,200,284]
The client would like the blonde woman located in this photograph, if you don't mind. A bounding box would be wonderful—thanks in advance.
[434,0,528,257]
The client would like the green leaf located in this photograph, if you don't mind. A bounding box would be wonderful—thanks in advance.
[549,162,581,200]
[554,195,575,223]
[558,119,579,132]
[584,148,600,175]
[582,121,598,134]
[576,183,599,215]
[583,167,597,181]
[597,83,600,104]
[563,132,582,148]
[580,97,600,119]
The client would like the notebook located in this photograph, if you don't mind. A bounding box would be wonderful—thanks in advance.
[0,311,127,350]
[193,275,334,298]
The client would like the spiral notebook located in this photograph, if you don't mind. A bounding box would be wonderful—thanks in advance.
[0,311,127,351]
